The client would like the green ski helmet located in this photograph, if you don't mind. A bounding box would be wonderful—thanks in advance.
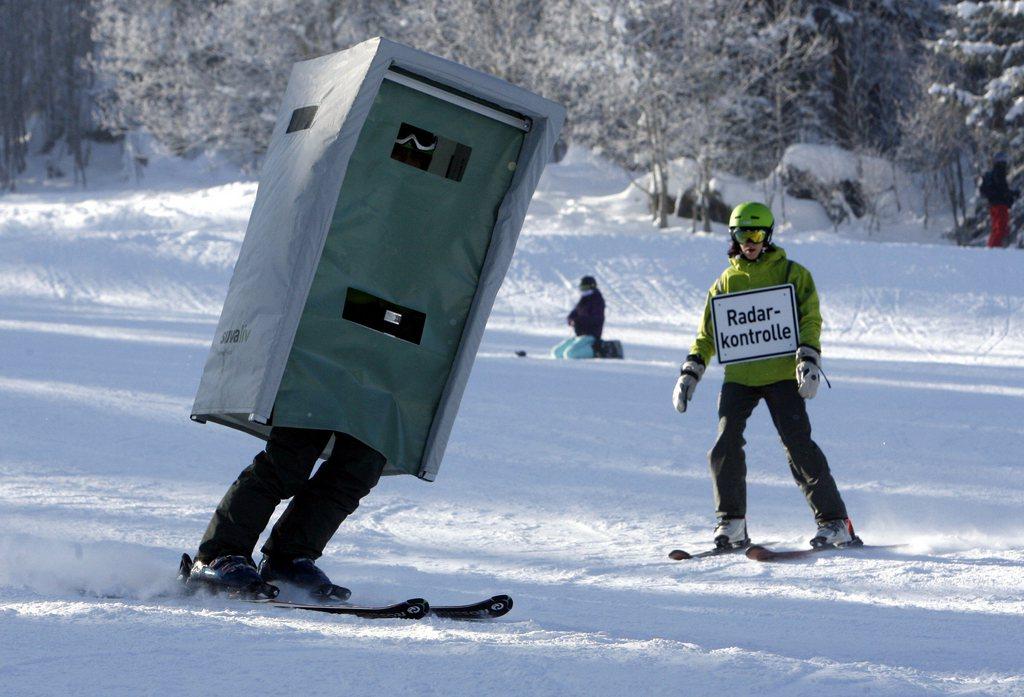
[729,201,775,245]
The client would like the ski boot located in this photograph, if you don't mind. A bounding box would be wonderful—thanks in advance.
[810,518,862,548]
[258,555,351,602]
[713,517,750,550]
[184,554,279,599]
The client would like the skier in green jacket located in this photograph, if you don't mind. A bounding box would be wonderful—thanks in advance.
[673,201,857,550]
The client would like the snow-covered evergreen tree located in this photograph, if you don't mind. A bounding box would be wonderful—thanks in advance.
[932,1,1024,157]
[930,1,1024,243]
[714,0,830,218]
[764,0,944,156]
[0,0,94,189]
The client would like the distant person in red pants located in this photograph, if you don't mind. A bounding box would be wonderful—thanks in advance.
[980,153,1018,248]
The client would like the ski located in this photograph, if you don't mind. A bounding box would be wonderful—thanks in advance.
[429,594,513,620]
[746,543,843,561]
[256,597,430,620]
[746,540,903,562]
[668,544,749,560]
[176,553,509,620]
[81,587,430,620]
[255,595,511,620]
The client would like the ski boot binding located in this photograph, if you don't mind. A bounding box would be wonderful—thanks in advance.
[713,517,751,550]
[258,555,351,602]
[180,554,279,600]
[810,518,862,549]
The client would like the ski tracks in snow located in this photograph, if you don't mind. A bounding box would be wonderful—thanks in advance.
[4,174,1024,695]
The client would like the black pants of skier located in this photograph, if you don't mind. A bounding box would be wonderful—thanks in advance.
[196,426,386,563]
[709,380,847,523]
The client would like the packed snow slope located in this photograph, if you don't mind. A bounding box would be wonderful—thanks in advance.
[1,148,1023,696]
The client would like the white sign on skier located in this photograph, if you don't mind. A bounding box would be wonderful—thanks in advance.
[711,284,799,364]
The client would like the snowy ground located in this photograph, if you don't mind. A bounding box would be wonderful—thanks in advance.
[1,148,1023,695]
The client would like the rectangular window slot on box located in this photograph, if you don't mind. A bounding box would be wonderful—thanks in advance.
[286,105,318,133]
[390,122,472,182]
[343,288,425,344]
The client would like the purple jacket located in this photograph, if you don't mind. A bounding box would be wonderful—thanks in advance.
[568,289,605,339]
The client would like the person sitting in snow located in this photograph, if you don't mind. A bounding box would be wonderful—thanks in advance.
[552,275,605,359]
[979,153,1018,248]
[672,202,858,551]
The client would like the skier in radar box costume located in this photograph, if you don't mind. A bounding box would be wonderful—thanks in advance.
[185,38,564,598]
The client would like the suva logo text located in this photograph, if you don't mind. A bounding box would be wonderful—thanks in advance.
[220,323,251,345]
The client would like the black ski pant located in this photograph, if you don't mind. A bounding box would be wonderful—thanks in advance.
[709,380,847,523]
[196,426,386,563]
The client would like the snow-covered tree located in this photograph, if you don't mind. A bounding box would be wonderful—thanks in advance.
[764,0,944,155]
[81,0,958,241]
[397,1,551,91]
[546,0,761,229]
[929,1,1024,243]
[92,0,394,167]
[543,0,940,230]
[932,1,1024,157]
[899,52,974,235]
[0,0,94,190]
[712,0,831,220]
[725,1,945,227]
[0,1,31,188]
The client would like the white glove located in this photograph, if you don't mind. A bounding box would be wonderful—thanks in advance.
[795,345,821,399]
[673,358,705,413]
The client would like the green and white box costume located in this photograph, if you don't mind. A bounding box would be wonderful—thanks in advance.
[191,38,565,481]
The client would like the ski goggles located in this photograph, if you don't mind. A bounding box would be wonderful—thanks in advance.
[730,227,769,244]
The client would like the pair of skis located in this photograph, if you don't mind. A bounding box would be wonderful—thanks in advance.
[177,554,512,620]
[244,595,513,620]
[669,539,899,562]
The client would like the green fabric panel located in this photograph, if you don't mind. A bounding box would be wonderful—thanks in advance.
[274,79,525,474]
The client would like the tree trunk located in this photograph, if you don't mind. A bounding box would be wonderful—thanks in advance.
[0,1,30,189]
[944,165,967,245]
[816,5,853,149]
[954,153,967,215]
[643,105,670,229]
[698,155,713,232]
[922,172,931,231]
[654,161,670,228]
